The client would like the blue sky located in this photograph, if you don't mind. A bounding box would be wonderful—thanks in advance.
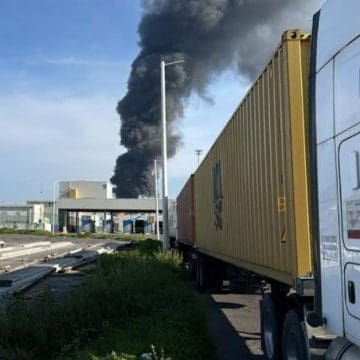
[0,0,247,202]
[0,0,322,202]
[0,0,137,201]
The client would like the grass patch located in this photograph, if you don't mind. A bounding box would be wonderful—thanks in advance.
[0,228,52,236]
[0,228,151,243]
[137,238,163,255]
[57,232,151,243]
[0,241,215,360]
[74,232,151,243]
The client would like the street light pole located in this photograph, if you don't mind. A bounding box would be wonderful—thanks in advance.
[160,60,169,250]
[52,181,57,235]
[160,58,184,250]
[154,158,160,241]
[195,149,203,166]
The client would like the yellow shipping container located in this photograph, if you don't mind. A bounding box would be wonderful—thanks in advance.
[194,30,312,287]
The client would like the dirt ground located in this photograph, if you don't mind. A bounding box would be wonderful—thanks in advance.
[23,265,95,304]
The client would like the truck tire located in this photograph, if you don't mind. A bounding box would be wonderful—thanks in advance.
[188,251,197,281]
[261,293,284,360]
[196,255,224,291]
[196,254,206,290]
[282,310,309,360]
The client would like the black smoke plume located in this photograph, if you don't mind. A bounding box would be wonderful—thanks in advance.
[111,0,321,198]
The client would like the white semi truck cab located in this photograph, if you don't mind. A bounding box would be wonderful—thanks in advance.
[312,0,360,358]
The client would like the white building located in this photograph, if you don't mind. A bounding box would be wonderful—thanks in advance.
[0,203,47,230]
[59,180,114,200]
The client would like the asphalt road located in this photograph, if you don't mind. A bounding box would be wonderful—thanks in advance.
[206,290,264,360]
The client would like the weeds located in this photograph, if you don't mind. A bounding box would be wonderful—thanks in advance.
[0,241,215,360]
[0,228,52,236]
[0,228,152,242]
[59,232,150,243]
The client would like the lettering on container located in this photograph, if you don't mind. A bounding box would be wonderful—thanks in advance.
[346,200,360,240]
[212,160,223,231]
[278,196,286,213]
[321,235,338,261]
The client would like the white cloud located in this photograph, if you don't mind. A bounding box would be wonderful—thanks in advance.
[0,93,124,201]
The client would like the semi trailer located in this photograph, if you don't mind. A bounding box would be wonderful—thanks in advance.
[176,1,360,359]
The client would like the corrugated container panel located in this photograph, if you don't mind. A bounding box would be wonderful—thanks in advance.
[177,175,196,246]
[193,30,312,286]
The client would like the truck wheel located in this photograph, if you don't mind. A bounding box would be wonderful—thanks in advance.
[261,293,284,360]
[196,255,224,291]
[188,251,197,281]
[282,310,308,360]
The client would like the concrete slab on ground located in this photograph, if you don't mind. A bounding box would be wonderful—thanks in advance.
[0,239,129,298]
[0,235,128,272]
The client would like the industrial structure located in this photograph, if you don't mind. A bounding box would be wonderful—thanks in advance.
[0,180,173,235]
[0,203,48,230]
[56,180,166,234]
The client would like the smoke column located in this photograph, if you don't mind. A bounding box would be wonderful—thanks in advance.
[111,0,321,198]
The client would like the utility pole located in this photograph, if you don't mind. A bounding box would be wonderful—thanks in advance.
[154,158,160,241]
[40,183,44,225]
[52,182,57,235]
[160,58,184,250]
[195,149,203,166]
[160,60,169,250]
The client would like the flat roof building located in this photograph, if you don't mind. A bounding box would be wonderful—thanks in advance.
[0,203,46,230]
[56,180,171,235]
[0,180,174,236]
